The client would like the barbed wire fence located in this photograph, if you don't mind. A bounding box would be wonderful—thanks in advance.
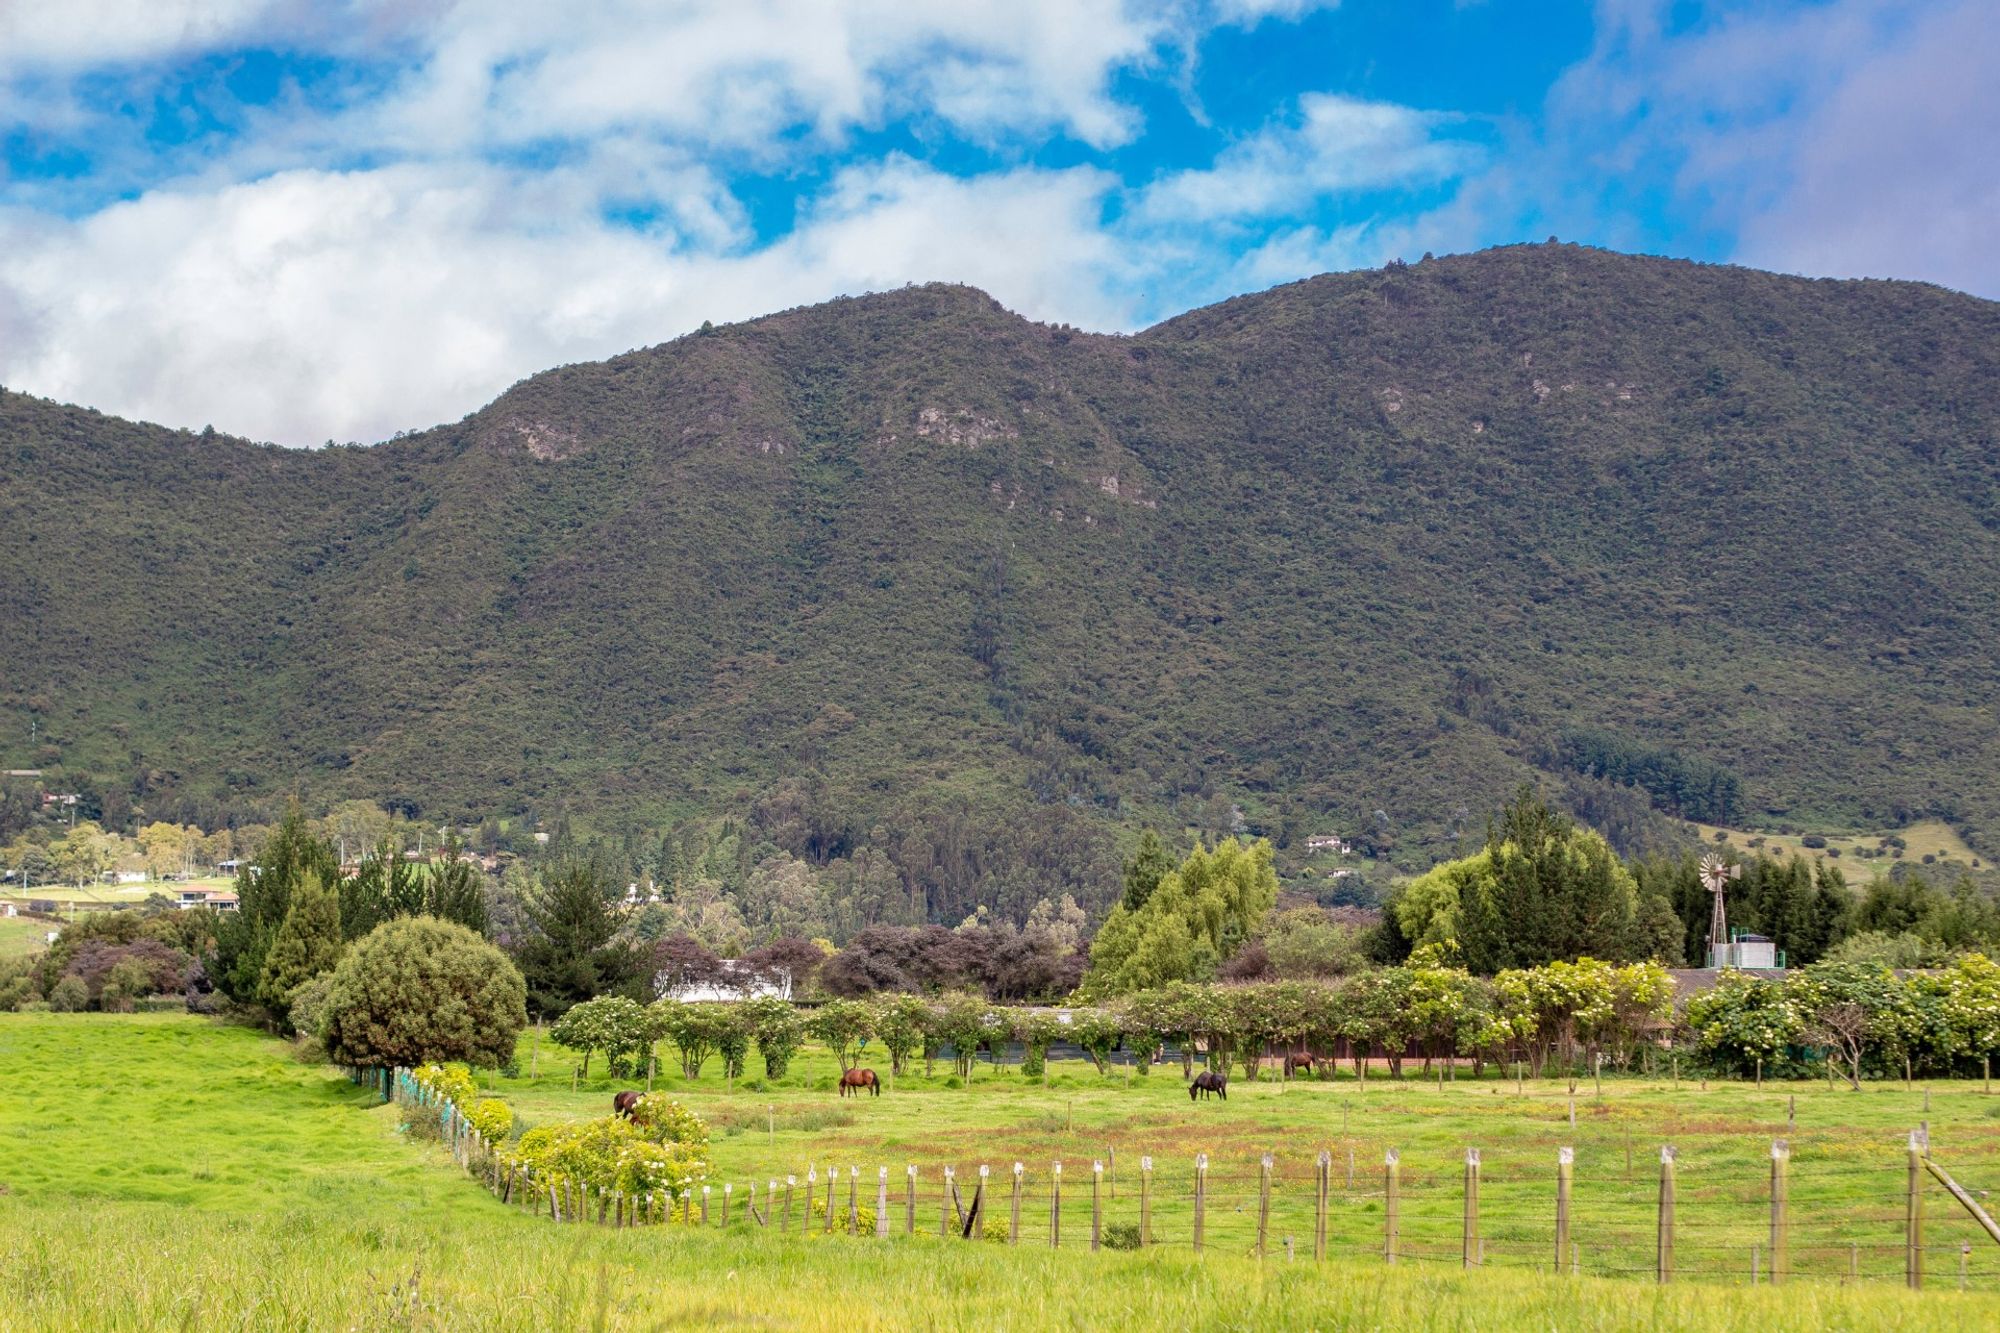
[356,1065,2000,1291]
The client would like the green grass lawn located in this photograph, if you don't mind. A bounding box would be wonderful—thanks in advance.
[3,1014,1999,1330]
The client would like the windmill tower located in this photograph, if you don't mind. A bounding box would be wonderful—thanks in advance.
[1701,854,1742,968]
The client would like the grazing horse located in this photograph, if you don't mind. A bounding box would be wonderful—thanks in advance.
[838,1068,881,1098]
[1284,1053,1317,1078]
[612,1090,643,1119]
[1189,1070,1228,1101]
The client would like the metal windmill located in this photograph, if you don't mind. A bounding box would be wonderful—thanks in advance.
[1701,854,1742,967]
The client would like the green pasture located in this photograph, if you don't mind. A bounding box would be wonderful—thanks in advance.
[0,914,55,959]
[489,1033,2000,1289]
[1691,820,1984,876]
[3,1014,2000,1330]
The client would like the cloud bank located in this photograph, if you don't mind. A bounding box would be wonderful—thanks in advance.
[0,0,1991,445]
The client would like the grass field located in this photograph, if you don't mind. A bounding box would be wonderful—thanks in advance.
[5,1015,1999,1329]
[0,913,56,959]
[1691,820,1985,876]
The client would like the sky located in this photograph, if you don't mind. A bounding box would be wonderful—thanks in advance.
[0,0,1993,447]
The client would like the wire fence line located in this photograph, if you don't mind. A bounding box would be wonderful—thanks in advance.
[359,1065,2000,1291]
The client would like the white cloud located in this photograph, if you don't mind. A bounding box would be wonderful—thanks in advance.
[1137,92,1480,223]
[0,0,276,69]
[1532,0,2000,296]
[0,155,1129,446]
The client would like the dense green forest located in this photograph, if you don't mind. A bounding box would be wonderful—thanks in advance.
[4,243,1999,925]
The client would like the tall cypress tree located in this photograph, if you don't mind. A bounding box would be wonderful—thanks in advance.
[258,869,344,1028]
[512,855,644,1017]
[215,803,340,1003]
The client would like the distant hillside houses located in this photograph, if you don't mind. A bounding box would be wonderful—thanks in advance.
[1303,835,1353,855]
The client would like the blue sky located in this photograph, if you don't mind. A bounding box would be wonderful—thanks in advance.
[0,0,1993,446]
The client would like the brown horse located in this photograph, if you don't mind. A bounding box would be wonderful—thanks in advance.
[612,1090,643,1119]
[1189,1070,1228,1101]
[1284,1053,1318,1078]
[838,1068,881,1098]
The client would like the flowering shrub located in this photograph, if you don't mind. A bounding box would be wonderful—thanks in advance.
[628,1094,709,1149]
[466,1097,513,1142]
[510,1116,709,1202]
[412,1061,478,1106]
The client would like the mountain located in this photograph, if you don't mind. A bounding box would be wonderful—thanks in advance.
[5,243,2000,919]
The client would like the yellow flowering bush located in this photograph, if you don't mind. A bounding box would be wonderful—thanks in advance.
[465,1097,512,1142]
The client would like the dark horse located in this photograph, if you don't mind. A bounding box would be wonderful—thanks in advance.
[838,1068,881,1097]
[612,1090,643,1119]
[1189,1070,1228,1101]
[1284,1053,1318,1078]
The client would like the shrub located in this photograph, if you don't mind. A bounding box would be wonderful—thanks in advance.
[49,976,89,1012]
[805,1194,877,1236]
[286,971,337,1039]
[628,1094,709,1150]
[412,1062,478,1106]
[510,1116,707,1201]
[98,957,156,1012]
[466,1097,513,1142]
[322,917,526,1070]
[1101,1221,1143,1250]
[0,976,41,1011]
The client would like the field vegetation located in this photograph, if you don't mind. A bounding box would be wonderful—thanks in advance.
[4,1013,2000,1330]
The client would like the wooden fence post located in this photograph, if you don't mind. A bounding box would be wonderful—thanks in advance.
[1051,1162,1063,1249]
[848,1166,859,1234]
[700,1185,709,1226]
[1907,1129,1926,1290]
[941,1167,954,1237]
[1092,1161,1104,1252]
[905,1166,916,1235]
[1657,1146,1677,1284]
[876,1167,890,1238]
[1315,1150,1330,1262]
[1555,1146,1573,1274]
[1139,1156,1153,1247]
[1769,1140,1790,1285]
[824,1166,838,1235]
[722,1182,732,1227]
[1463,1148,1481,1268]
[967,1169,985,1240]
[783,1174,796,1232]
[1384,1149,1400,1264]
[1257,1155,1274,1258]
[1193,1154,1208,1254]
[1010,1162,1023,1244]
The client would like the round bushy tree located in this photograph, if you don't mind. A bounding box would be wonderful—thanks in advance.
[323,916,526,1069]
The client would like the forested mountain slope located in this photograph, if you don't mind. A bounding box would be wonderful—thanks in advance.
[4,243,1998,919]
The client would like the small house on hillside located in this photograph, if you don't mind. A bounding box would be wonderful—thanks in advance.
[176,888,239,912]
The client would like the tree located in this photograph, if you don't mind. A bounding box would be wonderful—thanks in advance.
[653,1000,739,1079]
[137,822,191,881]
[652,933,722,998]
[808,998,876,1071]
[742,936,826,999]
[513,856,645,1017]
[1080,838,1279,998]
[426,838,489,935]
[214,804,341,1004]
[256,869,344,1029]
[322,917,527,1069]
[1120,831,1174,911]
[1794,961,1911,1089]
[552,995,653,1078]
[1264,906,1369,979]
[741,995,807,1078]
[871,994,931,1076]
[1014,1009,1065,1079]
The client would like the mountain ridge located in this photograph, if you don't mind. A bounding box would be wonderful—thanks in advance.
[4,242,1998,918]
